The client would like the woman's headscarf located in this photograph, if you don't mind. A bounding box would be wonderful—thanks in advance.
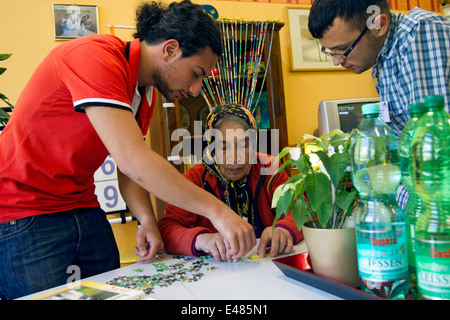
[206,103,257,133]
[202,103,257,226]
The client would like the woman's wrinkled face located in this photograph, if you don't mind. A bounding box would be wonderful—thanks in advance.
[214,119,253,181]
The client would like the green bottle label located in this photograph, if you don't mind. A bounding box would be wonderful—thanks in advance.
[356,226,409,281]
[416,239,450,299]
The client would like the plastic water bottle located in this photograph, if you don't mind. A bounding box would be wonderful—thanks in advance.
[411,95,450,300]
[398,102,426,298]
[351,103,409,300]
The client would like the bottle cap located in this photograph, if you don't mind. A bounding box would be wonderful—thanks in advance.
[408,102,426,114]
[362,103,380,115]
[423,95,444,108]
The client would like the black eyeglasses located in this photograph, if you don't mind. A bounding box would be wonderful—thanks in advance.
[321,26,368,60]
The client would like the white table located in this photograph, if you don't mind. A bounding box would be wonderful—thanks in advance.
[20,241,342,301]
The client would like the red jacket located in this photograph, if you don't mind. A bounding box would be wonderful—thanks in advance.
[157,153,303,256]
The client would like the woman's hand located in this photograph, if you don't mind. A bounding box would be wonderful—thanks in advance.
[194,232,237,262]
[257,226,294,258]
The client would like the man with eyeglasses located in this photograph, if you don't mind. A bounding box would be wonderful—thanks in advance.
[308,0,450,210]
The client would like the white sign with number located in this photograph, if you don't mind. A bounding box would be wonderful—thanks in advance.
[94,155,126,213]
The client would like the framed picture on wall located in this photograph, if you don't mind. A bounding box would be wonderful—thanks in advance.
[52,4,99,40]
[286,6,346,71]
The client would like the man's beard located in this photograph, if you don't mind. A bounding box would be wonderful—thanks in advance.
[152,65,172,99]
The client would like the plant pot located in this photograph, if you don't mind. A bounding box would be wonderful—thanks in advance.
[441,4,450,19]
[302,220,359,288]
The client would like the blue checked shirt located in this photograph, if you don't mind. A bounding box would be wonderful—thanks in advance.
[372,7,450,209]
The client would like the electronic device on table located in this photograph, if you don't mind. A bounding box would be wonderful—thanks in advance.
[318,97,379,136]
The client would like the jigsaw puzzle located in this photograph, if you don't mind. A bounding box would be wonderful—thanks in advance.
[106,255,218,295]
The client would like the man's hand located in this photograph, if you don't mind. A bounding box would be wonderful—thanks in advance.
[133,220,164,262]
[258,226,293,258]
[209,212,256,261]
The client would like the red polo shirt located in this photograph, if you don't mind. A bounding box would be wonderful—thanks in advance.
[0,35,156,222]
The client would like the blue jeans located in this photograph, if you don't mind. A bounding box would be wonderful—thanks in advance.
[0,208,120,300]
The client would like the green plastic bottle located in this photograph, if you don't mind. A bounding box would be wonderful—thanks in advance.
[411,95,450,300]
[398,102,426,298]
[351,103,409,300]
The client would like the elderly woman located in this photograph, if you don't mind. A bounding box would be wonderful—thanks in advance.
[157,104,302,261]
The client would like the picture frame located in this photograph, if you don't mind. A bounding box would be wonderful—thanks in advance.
[52,4,99,40]
[286,6,345,71]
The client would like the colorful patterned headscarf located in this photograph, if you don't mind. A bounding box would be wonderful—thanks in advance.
[202,103,257,226]
[205,103,257,132]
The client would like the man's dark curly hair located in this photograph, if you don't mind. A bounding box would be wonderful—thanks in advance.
[133,0,222,58]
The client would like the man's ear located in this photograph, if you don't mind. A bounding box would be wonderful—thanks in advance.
[370,13,389,37]
[162,39,180,61]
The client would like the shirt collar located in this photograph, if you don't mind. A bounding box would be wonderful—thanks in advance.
[128,38,141,87]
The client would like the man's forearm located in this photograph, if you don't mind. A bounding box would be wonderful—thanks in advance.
[117,168,156,225]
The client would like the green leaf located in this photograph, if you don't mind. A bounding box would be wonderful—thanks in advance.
[346,201,359,218]
[314,150,331,173]
[302,133,320,142]
[0,53,12,61]
[319,129,344,140]
[316,201,333,228]
[290,154,309,174]
[336,190,357,212]
[271,184,285,209]
[267,158,291,191]
[272,179,300,207]
[303,139,327,151]
[328,152,350,188]
[294,178,305,197]
[281,173,303,190]
[272,188,294,229]
[0,67,6,76]
[304,172,330,211]
[274,146,291,164]
[276,188,294,216]
[0,94,13,107]
[328,132,348,147]
[290,197,309,231]
[0,108,10,118]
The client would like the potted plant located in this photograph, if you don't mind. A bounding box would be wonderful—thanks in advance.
[269,129,360,287]
[1,53,14,128]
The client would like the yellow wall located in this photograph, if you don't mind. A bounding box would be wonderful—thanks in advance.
[0,0,378,145]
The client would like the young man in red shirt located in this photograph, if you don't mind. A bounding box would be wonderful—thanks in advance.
[0,1,256,299]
